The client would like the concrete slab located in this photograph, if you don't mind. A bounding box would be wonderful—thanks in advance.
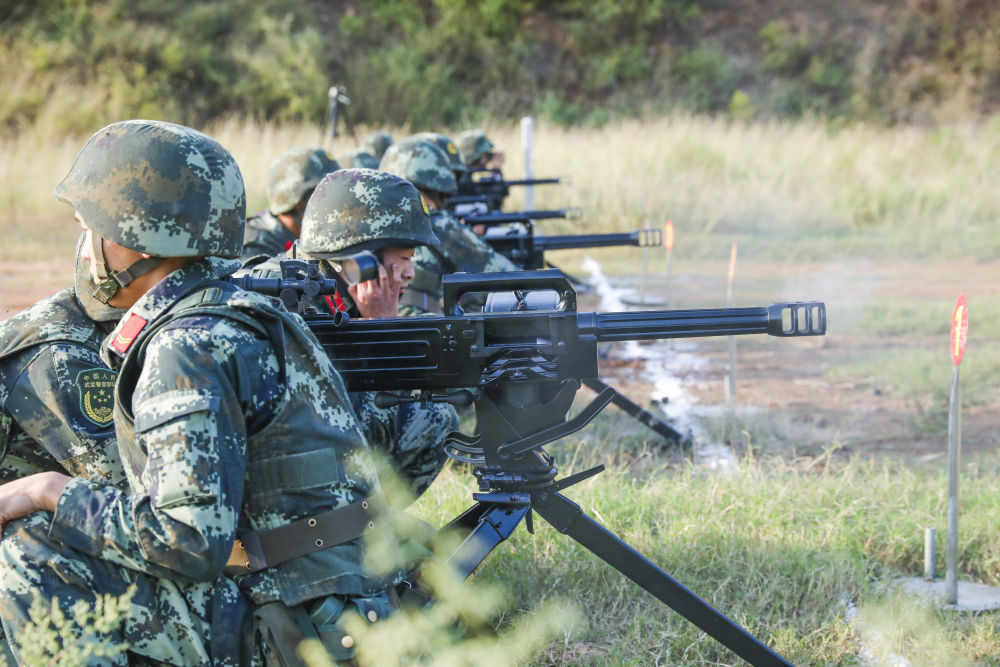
[898,577,1000,612]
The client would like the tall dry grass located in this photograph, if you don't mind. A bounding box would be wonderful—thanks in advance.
[4,115,1000,263]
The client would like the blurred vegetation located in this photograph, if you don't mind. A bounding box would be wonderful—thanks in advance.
[4,0,1000,136]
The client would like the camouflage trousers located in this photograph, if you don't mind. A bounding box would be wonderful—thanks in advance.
[352,392,457,501]
[0,513,253,666]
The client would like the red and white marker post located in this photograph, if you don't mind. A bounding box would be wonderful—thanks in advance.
[725,242,738,408]
[945,294,968,604]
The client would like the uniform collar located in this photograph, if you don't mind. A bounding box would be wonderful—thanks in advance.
[102,257,241,363]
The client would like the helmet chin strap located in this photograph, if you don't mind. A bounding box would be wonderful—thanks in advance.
[89,232,163,304]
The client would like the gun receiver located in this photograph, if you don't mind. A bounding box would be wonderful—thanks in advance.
[461,208,581,229]
[486,228,663,270]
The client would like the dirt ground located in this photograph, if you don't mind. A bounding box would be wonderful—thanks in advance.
[3,256,997,466]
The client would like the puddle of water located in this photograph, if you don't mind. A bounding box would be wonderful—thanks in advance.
[582,257,738,470]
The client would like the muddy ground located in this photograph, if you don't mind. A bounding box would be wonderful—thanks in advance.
[3,256,997,466]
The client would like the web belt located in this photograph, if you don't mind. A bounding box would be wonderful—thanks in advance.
[225,497,381,576]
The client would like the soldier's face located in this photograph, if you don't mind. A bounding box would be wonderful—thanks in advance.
[381,245,416,291]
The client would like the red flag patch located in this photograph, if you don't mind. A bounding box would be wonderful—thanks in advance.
[111,313,148,355]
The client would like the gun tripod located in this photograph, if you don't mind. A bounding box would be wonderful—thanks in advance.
[434,368,793,667]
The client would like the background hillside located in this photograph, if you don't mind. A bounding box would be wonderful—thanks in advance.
[4,0,1000,136]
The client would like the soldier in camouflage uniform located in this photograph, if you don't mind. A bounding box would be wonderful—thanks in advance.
[242,168,458,501]
[360,130,393,161]
[241,146,340,261]
[0,121,410,665]
[456,129,503,170]
[379,137,518,317]
[338,148,380,170]
[0,237,126,485]
[0,238,127,667]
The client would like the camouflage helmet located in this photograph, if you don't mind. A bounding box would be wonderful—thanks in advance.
[54,119,246,258]
[267,146,340,214]
[339,148,381,170]
[361,130,394,160]
[299,168,439,257]
[411,132,467,175]
[379,137,458,197]
[456,129,494,167]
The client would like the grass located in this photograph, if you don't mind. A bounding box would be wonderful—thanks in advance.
[6,115,1000,262]
[409,437,1000,666]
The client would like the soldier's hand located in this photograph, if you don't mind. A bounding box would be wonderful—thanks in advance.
[0,472,71,532]
[349,261,404,318]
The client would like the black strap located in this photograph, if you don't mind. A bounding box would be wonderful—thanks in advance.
[226,497,381,576]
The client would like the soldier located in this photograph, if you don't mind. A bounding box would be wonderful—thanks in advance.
[379,137,519,317]
[0,236,127,667]
[0,236,126,485]
[338,147,380,170]
[0,120,410,665]
[360,130,393,161]
[456,128,504,171]
[241,146,340,261]
[243,168,458,500]
[411,131,468,184]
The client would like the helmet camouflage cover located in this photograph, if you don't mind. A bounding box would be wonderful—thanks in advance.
[299,168,439,257]
[410,132,467,175]
[456,129,494,166]
[338,148,380,170]
[361,130,394,160]
[379,137,458,197]
[267,146,340,214]
[54,119,246,258]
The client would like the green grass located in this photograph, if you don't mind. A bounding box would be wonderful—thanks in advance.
[410,445,1000,665]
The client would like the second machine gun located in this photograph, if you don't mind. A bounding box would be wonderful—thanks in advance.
[451,167,562,213]
[237,266,826,667]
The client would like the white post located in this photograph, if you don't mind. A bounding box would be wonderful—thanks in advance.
[945,366,961,604]
[521,116,535,211]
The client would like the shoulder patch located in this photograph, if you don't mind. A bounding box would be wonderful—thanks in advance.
[111,313,148,355]
[76,368,116,426]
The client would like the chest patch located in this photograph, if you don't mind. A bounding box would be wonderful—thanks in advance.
[76,368,117,426]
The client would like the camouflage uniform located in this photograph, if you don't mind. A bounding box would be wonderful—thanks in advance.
[379,137,519,316]
[241,147,340,261]
[0,245,126,485]
[243,168,457,500]
[0,244,126,667]
[241,209,298,261]
[0,121,403,666]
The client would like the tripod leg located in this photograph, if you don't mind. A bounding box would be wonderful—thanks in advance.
[532,490,793,667]
[582,378,690,447]
[439,502,531,579]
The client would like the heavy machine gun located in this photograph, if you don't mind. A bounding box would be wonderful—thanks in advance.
[485,225,663,271]
[452,167,562,213]
[237,265,824,667]
[459,207,579,230]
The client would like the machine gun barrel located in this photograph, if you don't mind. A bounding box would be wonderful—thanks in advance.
[532,229,662,251]
[581,302,823,342]
[499,177,561,187]
[462,208,579,228]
